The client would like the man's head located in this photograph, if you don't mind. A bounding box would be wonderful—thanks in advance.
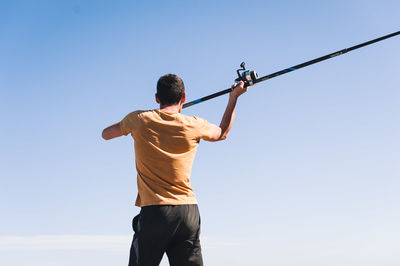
[156,74,185,107]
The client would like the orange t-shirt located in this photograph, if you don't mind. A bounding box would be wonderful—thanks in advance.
[120,109,216,207]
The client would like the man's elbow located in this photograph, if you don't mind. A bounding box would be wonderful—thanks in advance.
[218,133,228,141]
[210,132,227,142]
[212,127,228,141]
[102,129,111,140]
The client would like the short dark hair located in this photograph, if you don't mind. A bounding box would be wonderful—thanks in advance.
[156,74,185,106]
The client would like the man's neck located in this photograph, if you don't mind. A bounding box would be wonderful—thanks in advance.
[159,104,182,114]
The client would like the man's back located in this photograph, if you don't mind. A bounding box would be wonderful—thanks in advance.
[120,109,215,207]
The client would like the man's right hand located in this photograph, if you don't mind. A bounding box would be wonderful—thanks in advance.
[230,81,247,98]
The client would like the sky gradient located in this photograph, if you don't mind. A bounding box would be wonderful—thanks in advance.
[1,1,399,265]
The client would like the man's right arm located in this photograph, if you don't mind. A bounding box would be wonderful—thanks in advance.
[207,81,247,141]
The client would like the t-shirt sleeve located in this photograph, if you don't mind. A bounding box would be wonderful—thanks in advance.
[192,116,217,141]
[120,111,141,136]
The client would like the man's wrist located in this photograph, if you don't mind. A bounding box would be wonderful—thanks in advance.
[229,92,239,101]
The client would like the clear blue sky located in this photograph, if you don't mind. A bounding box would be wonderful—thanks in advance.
[1,1,399,265]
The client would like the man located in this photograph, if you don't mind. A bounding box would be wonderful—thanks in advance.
[102,74,246,266]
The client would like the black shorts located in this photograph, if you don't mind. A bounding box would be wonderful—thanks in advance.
[128,204,203,266]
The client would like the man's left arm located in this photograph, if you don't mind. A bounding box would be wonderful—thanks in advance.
[102,122,123,140]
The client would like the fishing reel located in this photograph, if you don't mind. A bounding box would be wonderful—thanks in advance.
[235,62,258,87]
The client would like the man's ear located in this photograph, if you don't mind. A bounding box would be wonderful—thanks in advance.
[180,93,186,104]
[155,93,160,104]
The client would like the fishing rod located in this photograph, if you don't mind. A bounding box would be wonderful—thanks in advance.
[183,30,400,109]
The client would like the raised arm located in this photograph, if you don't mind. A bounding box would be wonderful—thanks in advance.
[208,81,247,141]
[102,122,123,140]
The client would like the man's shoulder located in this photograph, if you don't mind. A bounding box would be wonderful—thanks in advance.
[121,110,153,129]
[179,113,207,125]
[125,109,154,119]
